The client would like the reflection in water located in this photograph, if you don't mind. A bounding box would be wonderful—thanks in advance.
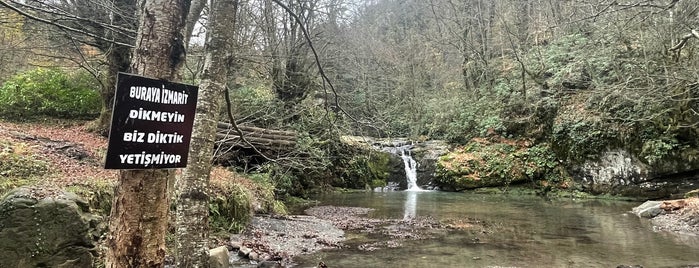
[403,191,417,221]
[297,192,699,268]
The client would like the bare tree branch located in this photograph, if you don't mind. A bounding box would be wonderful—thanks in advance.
[7,0,136,38]
[224,85,276,162]
[0,0,135,48]
[270,0,359,123]
[669,29,699,51]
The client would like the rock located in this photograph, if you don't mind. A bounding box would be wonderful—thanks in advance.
[238,246,253,257]
[208,246,230,268]
[412,140,449,187]
[573,150,649,192]
[632,201,663,218]
[560,62,591,90]
[249,251,260,261]
[0,187,101,268]
[229,235,242,250]
[258,261,282,268]
[571,149,699,198]
[382,140,449,189]
[685,189,699,198]
[660,200,687,211]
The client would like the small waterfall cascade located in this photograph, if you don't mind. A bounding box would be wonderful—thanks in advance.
[376,141,430,192]
[400,149,422,191]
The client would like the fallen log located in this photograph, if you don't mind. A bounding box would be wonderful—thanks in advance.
[216,130,296,142]
[216,122,296,137]
[216,133,296,147]
[215,122,297,152]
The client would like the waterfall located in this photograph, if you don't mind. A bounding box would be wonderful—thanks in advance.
[377,142,429,192]
[400,149,423,191]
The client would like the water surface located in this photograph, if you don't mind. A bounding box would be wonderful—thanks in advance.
[294,191,699,268]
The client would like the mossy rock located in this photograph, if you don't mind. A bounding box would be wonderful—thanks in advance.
[0,140,50,197]
[0,187,101,268]
[210,183,253,234]
[338,149,392,189]
[434,138,568,191]
[65,182,114,216]
[685,189,699,198]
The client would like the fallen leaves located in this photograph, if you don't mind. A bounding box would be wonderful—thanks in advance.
[0,120,117,188]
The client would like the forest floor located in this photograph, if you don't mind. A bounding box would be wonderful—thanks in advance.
[0,119,265,192]
[0,119,118,188]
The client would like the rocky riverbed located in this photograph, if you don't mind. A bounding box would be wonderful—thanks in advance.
[231,205,472,267]
[633,197,699,237]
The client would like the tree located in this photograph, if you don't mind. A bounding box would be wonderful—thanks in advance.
[96,0,138,134]
[175,0,239,266]
[0,0,138,134]
[105,0,191,267]
[0,7,26,81]
[262,0,320,108]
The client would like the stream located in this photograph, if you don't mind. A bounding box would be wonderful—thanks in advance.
[293,191,699,268]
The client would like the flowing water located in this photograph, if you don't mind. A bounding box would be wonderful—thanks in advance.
[293,191,699,268]
[399,150,422,191]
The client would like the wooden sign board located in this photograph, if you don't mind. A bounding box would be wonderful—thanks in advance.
[105,73,198,169]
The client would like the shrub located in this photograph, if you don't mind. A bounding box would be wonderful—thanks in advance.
[0,68,100,119]
[209,183,252,234]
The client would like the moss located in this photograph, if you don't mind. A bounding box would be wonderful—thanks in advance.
[370,179,387,189]
[209,183,252,234]
[338,149,392,189]
[435,138,570,191]
[685,189,699,199]
[0,140,49,197]
[0,178,35,198]
[64,181,114,215]
[209,169,288,234]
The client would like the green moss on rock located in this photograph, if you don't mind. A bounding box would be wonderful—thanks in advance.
[65,181,114,216]
[685,189,699,199]
[338,149,392,189]
[435,138,570,191]
[0,140,49,196]
[0,187,101,268]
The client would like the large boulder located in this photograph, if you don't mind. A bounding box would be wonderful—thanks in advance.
[208,246,230,268]
[571,149,699,199]
[434,139,565,191]
[572,150,649,192]
[0,187,101,268]
[411,140,449,188]
[631,201,663,218]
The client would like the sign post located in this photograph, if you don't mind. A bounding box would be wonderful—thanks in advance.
[105,73,198,169]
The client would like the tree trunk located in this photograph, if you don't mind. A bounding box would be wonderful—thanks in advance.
[105,1,191,267]
[91,0,137,135]
[175,0,238,266]
[184,0,207,45]
[94,43,132,136]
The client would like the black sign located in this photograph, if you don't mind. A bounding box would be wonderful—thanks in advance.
[105,73,198,169]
